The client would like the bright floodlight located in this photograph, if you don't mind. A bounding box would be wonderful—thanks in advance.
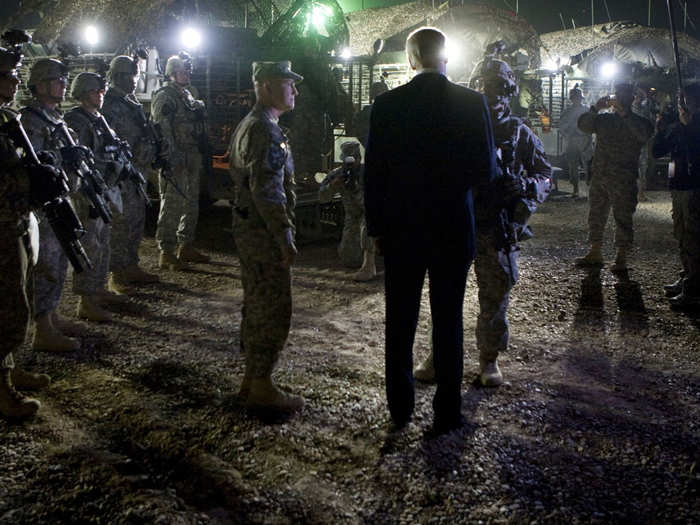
[180,27,202,50]
[601,61,618,79]
[340,47,352,60]
[444,37,461,62]
[83,25,99,47]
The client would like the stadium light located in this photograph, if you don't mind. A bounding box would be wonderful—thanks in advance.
[601,61,618,79]
[83,25,99,47]
[340,47,352,60]
[180,27,202,50]
[444,36,461,63]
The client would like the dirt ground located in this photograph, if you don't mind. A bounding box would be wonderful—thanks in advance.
[1,182,698,524]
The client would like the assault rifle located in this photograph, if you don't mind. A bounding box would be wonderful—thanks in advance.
[143,119,189,201]
[97,115,151,207]
[1,114,91,272]
[52,122,113,223]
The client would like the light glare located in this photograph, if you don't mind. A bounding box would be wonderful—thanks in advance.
[83,25,99,47]
[340,47,352,60]
[180,27,202,50]
[601,61,618,79]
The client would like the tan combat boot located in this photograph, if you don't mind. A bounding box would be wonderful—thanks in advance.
[414,350,437,383]
[108,272,136,295]
[124,264,160,283]
[77,295,113,322]
[51,312,86,336]
[159,251,189,271]
[12,368,51,390]
[479,358,503,387]
[352,250,377,282]
[33,314,80,352]
[575,243,603,267]
[610,248,628,273]
[0,369,40,419]
[96,287,130,305]
[246,377,305,413]
[177,243,210,263]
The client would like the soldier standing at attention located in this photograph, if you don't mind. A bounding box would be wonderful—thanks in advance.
[652,83,700,309]
[558,84,592,198]
[0,46,59,418]
[229,61,304,414]
[151,54,209,270]
[65,72,125,322]
[575,83,653,272]
[20,58,83,351]
[414,58,551,387]
[102,55,160,292]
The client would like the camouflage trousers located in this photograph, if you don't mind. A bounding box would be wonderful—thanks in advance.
[672,189,700,294]
[587,170,638,248]
[234,218,292,379]
[72,195,110,295]
[110,180,146,271]
[156,150,201,253]
[34,213,68,318]
[474,233,517,362]
[339,215,364,268]
[0,224,32,370]
[566,138,592,192]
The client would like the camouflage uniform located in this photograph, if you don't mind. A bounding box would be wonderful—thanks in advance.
[578,107,653,248]
[559,102,592,192]
[151,81,205,254]
[230,103,296,378]
[64,106,120,295]
[0,107,34,371]
[20,101,72,318]
[476,107,552,362]
[319,164,366,267]
[632,97,657,195]
[102,85,154,271]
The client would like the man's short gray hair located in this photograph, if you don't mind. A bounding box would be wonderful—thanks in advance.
[405,27,446,69]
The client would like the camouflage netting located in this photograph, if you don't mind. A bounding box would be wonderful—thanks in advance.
[540,21,700,78]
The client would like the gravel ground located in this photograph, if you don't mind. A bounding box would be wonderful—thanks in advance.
[1,183,698,524]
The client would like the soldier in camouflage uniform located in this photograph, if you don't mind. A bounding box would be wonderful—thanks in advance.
[229,61,304,413]
[414,59,552,387]
[632,86,657,202]
[65,72,126,322]
[102,55,159,291]
[0,47,63,418]
[559,84,592,197]
[151,54,209,269]
[318,140,377,280]
[576,83,654,272]
[20,58,83,351]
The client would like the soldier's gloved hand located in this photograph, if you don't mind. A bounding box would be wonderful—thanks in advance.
[500,175,523,203]
[279,229,297,268]
[29,163,69,205]
[60,144,92,166]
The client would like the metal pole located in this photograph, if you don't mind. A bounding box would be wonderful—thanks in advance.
[592,0,594,27]
[572,18,577,29]
[559,13,566,30]
[666,0,686,105]
[516,0,519,16]
[684,1,688,33]
[603,0,612,22]
[649,0,652,26]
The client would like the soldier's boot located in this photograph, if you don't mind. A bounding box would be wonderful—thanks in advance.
[108,272,136,295]
[0,369,40,419]
[575,243,603,267]
[245,377,305,413]
[669,282,700,309]
[177,244,210,263]
[96,287,130,305]
[664,276,685,297]
[51,312,87,336]
[33,314,80,352]
[12,368,51,391]
[159,251,190,271]
[352,251,377,282]
[610,248,628,273]
[479,358,503,387]
[239,373,252,399]
[77,295,113,323]
[413,350,437,383]
[124,264,160,284]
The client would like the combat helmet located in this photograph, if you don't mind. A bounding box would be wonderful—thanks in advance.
[70,72,105,100]
[107,55,139,81]
[470,58,518,97]
[27,58,68,87]
[0,46,22,74]
[165,52,193,77]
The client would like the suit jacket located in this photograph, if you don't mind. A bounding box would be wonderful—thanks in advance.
[364,72,496,259]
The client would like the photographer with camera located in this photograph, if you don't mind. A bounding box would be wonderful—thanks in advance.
[319,140,377,280]
[652,83,700,309]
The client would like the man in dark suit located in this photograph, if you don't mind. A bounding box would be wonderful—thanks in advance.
[364,27,497,433]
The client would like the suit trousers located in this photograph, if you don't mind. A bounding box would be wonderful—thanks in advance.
[383,240,470,425]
